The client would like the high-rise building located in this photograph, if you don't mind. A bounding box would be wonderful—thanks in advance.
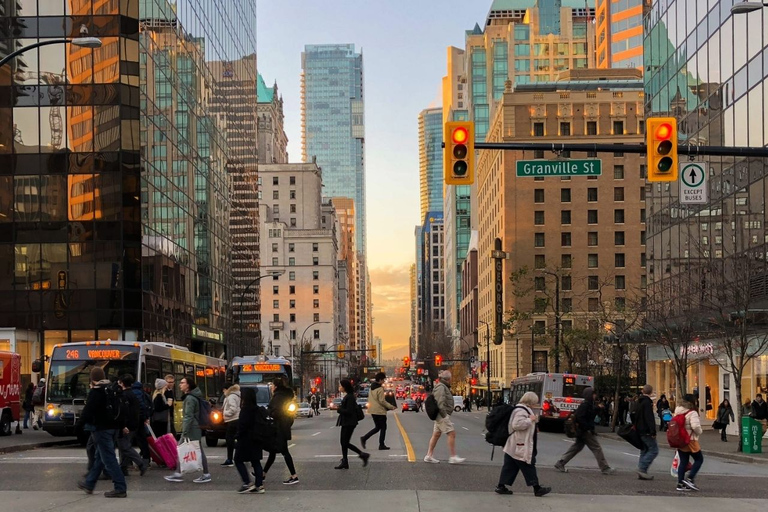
[409,263,418,355]
[417,212,446,357]
[419,108,444,219]
[596,0,651,70]
[0,0,259,379]
[257,74,289,164]
[414,225,424,353]
[331,197,358,352]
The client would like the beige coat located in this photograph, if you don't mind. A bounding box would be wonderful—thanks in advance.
[367,386,395,416]
[503,405,536,464]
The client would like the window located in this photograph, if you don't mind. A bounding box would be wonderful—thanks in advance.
[561,232,572,247]
[615,231,625,245]
[588,275,599,290]
[615,275,626,290]
[313,313,320,322]
[588,254,599,268]
[613,120,624,135]
[534,149,545,159]
[614,209,625,224]
[614,187,624,201]
[313,271,319,280]
[272,190,279,200]
[273,205,280,215]
[561,189,571,202]
[313,299,319,309]
[614,165,625,179]
[534,321,546,335]
[639,165,646,179]
[560,122,571,136]
[587,188,598,201]
[313,285,319,294]
[588,210,598,224]
[615,297,626,310]
[534,211,545,225]
[312,243,319,252]
[561,254,572,268]
[561,320,573,332]
[273,274,280,281]
[271,257,278,265]
[290,218,296,227]
[290,314,296,323]
[313,330,320,340]
[640,231,646,245]
[534,255,546,269]
[272,243,278,253]
[641,253,647,267]
[288,271,295,281]
[289,257,295,266]
[289,285,295,294]
[561,210,571,224]
[561,275,572,290]
[534,189,545,203]
[288,243,295,252]
[615,253,626,268]
[290,190,296,199]
[614,143,625,157]
[273,300,279,309]
[640,186,646,200]
[289,300,295,309]
[290,204,296,213]
[535,233,545,247]
[533,122,545,136]
[273,314,280,322]
[534,297,547,313]
[640,209,646,223]
[272,286,279,295]
[586,121,597,135]
[588,232,598,246]
[535,276,546,291]
[290,330,296,340]
[313,257,319,266]
[272,177,279,185]
[588,297,599,312]
[562,298,573,313]
[289,176,296,185]
[273,330,279,340]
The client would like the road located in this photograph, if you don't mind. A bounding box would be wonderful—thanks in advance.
[0,408,766,511]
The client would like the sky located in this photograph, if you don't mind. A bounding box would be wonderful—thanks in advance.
[257,1,490,360]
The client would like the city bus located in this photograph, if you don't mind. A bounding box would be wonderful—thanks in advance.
[509,373,594,429]
[44,341,226,441]
[228,356,293,386]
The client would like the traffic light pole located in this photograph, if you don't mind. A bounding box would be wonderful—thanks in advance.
[471,141,768,158]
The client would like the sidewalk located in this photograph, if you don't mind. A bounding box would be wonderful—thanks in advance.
[596,425,768,464]
[0,424,78,454]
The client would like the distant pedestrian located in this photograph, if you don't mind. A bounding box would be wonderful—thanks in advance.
[656,394,670,431]
[494,392,551,497]
[334,379,370,469]
[164,375,211,483]
[233,387,265,494]
[424,371,465,464]
[151,378,171,436]
[751,394,768,435]
[129,379,152,465]
[220,382,241,468]
[164,375,176,436]
[635,385,658,480]
[31,378,45,429]
[263,377,299,484]
[715,399,735,442]
[463,396,472,412]
[674,394,703,492]
[22,383,34,429]
[310,394,318,417]
[554,387,615,475]
[116,375,148,476]
[361,372,396,451]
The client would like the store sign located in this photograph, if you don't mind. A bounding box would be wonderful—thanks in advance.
[192,326,222,342]
[681,343,714,358]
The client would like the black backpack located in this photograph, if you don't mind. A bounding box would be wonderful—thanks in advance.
[104,383,124,425]
[425,394,440,420]
[140,391,154,421]
[484,404,521,446]
[195,396,213,430]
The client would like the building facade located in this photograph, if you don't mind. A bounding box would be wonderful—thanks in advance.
[417,212,446,357]
[596,0,649,70]
[257,74,289,165]
[419,107,444,220]
[331,197,357,352]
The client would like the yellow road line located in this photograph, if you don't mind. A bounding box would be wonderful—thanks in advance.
[394,411,416,462]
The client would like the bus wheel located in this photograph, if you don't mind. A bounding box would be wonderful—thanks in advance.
[205,435,218,448]
[0,412,11,436]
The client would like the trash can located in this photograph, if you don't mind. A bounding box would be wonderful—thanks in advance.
[742,417,763,454]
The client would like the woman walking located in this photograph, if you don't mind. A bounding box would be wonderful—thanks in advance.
[262,377,299,485]
[656,394,670,431]
[151,378,171,436]
[22,383,34,429]
[233,387,265,494]
[675,394,703,492]
[164,376,211,484]
[495,392,551,497]
[335,379,370,469]
[715,399,735,442]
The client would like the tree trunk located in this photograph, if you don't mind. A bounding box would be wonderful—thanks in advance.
[734,378,743,453]
[610,345,623,432]
[674,366,687,403]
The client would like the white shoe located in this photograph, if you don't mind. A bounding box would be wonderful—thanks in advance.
[423,455,440,464]
[449,456,466,464]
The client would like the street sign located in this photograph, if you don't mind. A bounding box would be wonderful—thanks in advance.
[516,159,602,177]
[679,162,707,204]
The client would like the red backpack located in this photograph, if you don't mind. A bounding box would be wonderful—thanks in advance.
[666,411,692,448]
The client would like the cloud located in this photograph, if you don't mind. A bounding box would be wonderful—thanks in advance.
[369,264,412,359]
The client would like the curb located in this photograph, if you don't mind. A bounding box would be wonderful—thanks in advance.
[0,438,79,455]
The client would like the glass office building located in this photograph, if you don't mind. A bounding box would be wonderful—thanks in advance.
[0,0,258,378]
[419,107,443,219]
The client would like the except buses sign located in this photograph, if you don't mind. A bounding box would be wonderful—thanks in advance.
[516,159,602,177]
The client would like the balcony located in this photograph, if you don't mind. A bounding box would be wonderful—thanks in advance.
[269,321,284,330]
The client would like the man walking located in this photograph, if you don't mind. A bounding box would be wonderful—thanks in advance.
[554,387,615,475]
[635,385,659,480]
[424,371,465,464]
[361,372,396,450]
[117,375,148,476]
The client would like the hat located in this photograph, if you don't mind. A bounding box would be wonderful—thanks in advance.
[683,393,696,404]
[39,378,45,384]
[90,367,106,382]
[155,378,167,391]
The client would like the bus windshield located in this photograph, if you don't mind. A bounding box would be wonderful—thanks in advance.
[47,359,137,402]
[562,381,591,399]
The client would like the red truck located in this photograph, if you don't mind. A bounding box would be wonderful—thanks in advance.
[0,351,21,436]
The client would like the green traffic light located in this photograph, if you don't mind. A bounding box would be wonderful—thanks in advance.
[658,156,673,172]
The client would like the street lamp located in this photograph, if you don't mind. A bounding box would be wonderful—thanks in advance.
[537,269,561,373]
[239,270,284,351]
[0,35,102,69]
[731,2,767,14]
[298,321,330,400]
[478,319,492,410]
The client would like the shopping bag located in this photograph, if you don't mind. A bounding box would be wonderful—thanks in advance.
[670,451,693,477]
[177,438,203,474]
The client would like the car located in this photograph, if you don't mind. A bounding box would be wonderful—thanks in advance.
[453,396,464,412]
[296,402,313,418]
[356,397,369,411]
[329,398,342,411]
[402,399,419,412]
[205,384,271,447]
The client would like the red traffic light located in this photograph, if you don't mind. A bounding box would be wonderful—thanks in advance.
[403,356,410,366]
[435,354,443,366]
[655,122,673,140]
[451,126,468,144]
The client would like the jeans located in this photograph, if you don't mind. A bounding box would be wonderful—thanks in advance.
[361,414,388,447]
[23,410,31,428]
[225,420,239,461]
[85,429,126,492]
[117,431,146,471]
[498,453,539,488]
[638,435,659,473]
[558,431,610,471]
[677,449,704,483]
[263,445,296,475]
[340,425,363,463]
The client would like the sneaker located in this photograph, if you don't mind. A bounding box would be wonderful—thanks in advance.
[534,486,552,497]
[32,425,38,430]
[221,460,235,467]
[283,477,299,485]
[250,486,266,494]
[449,456,466,464]
[676,483,691,492]
[637,471,654,481]
[601,467,616,475]
[423,455,440,464]
[76,481,93,495]
[494,486,513,495]
[554,462,568,473]
[164,474,183,483]
[193,474,212,484]
[237,483,255,494]
[104,490,127,498]
[682,478,699,491]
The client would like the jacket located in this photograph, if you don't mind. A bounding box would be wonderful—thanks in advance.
[634,395,656,436]
[131,382,152,421]
[121,387,141,432]
[152,392,170,423]
[23,387,34,412]
[716,404,735,425]
[503,405,536,464]
[181,387,204,441]
[674,405,702,442]
[367,382,395,416]
[235,404,262,462]
[337,393,359,427]
[223,385,241,423]
[656,399,670,415]
[268,386,295,443]
[80,380,122,431]
[574,387,596,433]
[751,399,768,420]
[432,381,453,418]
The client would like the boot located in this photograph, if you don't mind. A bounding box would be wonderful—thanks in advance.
[334,459,349,470]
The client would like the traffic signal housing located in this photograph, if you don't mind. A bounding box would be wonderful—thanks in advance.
[444,121,475,185]
[337,344,345,359]
[435,354,443,367]
[646,117,678,182]
[403,356,410,367]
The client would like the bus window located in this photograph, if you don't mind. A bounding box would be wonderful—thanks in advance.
[563,378,590,399]
[144,356,162,394]
[162,361,173,380]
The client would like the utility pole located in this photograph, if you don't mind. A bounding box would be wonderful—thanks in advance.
[478,320,492,410]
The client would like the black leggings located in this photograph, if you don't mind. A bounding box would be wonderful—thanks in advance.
[340,425,363,462]
[263,446,296,475]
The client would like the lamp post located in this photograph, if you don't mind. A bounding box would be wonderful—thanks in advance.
[239,271,284,353]
[298,321,330,400]
[538,269,561,373]
[0,35,102,69]
[478,319,492,410]
[731,2,767,14]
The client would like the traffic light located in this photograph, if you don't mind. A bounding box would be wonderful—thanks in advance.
[470,378,477,386]
[315,377,321,386]
[403,356,410,367]
[434,354,443,366]
[646,117,678,182]
[444,121,475,185]
[337,344,345,359]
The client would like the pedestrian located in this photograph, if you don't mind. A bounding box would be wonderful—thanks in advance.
[334,379,370,469]
[494,391,551,497]
[635,384,658,480]
[31,378,45,430]
[164,374,176,436]
[77,367,127,498]
[233,387,265,494]
[164,375,211,483]
[656,394,670,431]
[476,396,482,411]
[360,372,396,451]
[220,382,241,468]
[310,394,317,417]
[617,395,629,426]
[750,394,768,435]
[715,399,735,442]
[129,379,152,465]
[262,377,299,484]
[22,383,34,429]
[151,378,171,436]
[674,394,704,492]
[116,375,148,476]
[424,371,465,464]
[554,387,616,475]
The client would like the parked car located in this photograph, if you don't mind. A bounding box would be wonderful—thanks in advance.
[296,402,313,418]
[329,397,342,411]
[205,384,271,447]
[402,399,419,412]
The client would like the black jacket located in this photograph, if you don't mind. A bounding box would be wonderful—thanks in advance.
[634,395,656,436]
[120,388,141,432]
[656,399,670,415]
[235,404,262,462]
[268,386,295,443]
[574,388,596,433]
[717,404,735,425]
[337,393,359,427]
[751,400,768,420]
[152,393,170,423]
[80,381,122,431]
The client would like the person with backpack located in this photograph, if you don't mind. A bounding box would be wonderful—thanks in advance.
[233,387,265,494]
[424,371,465,464]
[360,372,396,451]
[77,367,127,498]
[220,382,242,468]
[130,380,152,465]
[494,392,551,497]
[31,378,46,430]
[715,399,735,442]
[117,375,148,477]
[671,394,703,492]
[635,385,658,481]
[164,375,211,484]
[554,387,616,475]
[334,379,370,469]
[261,377,299,484]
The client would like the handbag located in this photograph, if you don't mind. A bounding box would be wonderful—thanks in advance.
[617,424,644,450]
[712,420,725,430]
[356,404,365,422]
[177,438,203,474]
